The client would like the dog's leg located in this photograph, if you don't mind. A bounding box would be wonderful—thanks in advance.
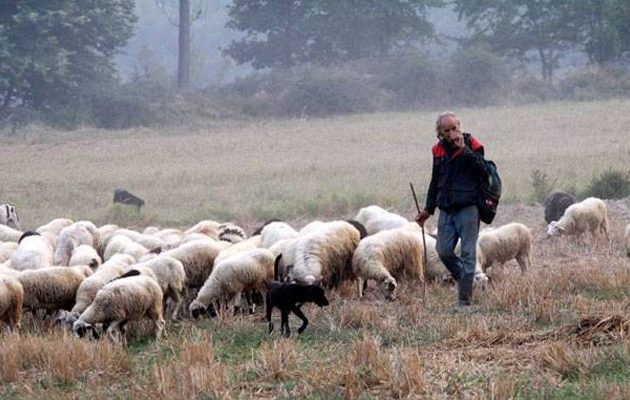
[292,306,309,334]
[281,309,291,337]
[266,299,274,335]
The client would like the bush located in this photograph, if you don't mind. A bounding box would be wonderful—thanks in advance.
[530,169,557,203]
[583,168,630,199]
[558,66,630,101]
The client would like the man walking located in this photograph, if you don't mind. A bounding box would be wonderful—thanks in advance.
[415,112,488,307]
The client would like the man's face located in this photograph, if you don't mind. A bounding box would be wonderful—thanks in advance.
[439,116,463,146]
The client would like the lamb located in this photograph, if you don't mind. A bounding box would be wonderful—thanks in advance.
[103,234,149,262]
[0,241,18,263]
[161,239,226,289]
[184,220,222,240]
[0,203,21,230]
[546,197,610,246]
[354,205,409,235]
[59,254,135,326]
[289,221,361,288]
[120,255,186,320]
[36,218,74,239]
[72,275,165,343]
[9,231,54,271]
[544,191,576,224]
[0,224,22,242]
[217,223,247,243]
[189,248,275,318]
[19,265,93,315]
[624,224,630,258]
[260,222,299,248]
[0,275,24,331]
[69,245,102,269]
[352,227,426,300]
[54,221,99,266]
[477,223,532,274]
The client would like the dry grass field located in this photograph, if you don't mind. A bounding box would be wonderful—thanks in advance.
[1,99,630,399]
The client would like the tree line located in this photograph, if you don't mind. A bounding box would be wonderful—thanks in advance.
[1,0,629,129]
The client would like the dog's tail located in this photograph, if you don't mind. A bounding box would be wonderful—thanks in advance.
[274,254,283,281]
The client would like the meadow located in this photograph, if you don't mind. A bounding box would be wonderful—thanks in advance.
[0,99,630,399]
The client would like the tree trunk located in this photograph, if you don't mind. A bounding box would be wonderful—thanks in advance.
[178,0,191,90]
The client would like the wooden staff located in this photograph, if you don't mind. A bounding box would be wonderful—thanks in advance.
[410,182,427,302]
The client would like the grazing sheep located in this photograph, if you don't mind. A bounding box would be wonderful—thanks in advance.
[546,197,610,246]
[289,221,361,288]
[0,241,18,263]
[0,224,22,242]
[189,248,275,318]
[268,238,299,281]
[214,238,261,267]
[60,254,136,326]
[352,228,426,300]
[152,228,184,249]
[184,220,221,240]
[260,222,299,249]
[103,234,149,262]
[9,231,54,271]
[54,221,99,266]
[544,191,576,224]
[354,205,409,235]
[0,275,24,331]
[69,245,102,269]
[625,224,630,258]
[161,239,226,289]
[299,220,327,235]
[477,223,532,274]
[121,255,186,320]
[0,264,20,279]
[0,204,21,230]
[345,219,368,240]
[19,265,93,315]
[72,275,165,342]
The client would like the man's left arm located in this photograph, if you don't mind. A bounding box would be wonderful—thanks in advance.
[460,136,488,177]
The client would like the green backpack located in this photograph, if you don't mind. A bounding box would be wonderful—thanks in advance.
[478,159,501,224]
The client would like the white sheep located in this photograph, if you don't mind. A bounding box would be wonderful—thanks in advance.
[122,255,186,320]
[260,222,299,248]
[0,275,24,331]
[217,222,247,243]
[9,232,54,271]
[268,237,298,281]
[54,221,99,266]
[36,218,74,238]
[189,248,275,317]
[477,223,532,273]
[352,227,426,300]
[546,197,609,247]
[624,224,630,258]
[0,204,21,230]
[298,220,327,235]
[72,275,165,342]
[161,239,226,289]
[69,244,102,269]
[184,220,221,240]
[0,241,18,263]
[213,237,262,267]
[103,234,149,262]
[0,224,22,242]
[19,265,93,315]
[59,254,136,326]
[289,221,361,288]
[354,205,409,236]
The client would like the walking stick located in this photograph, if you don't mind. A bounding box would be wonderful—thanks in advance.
[409,182,427,302]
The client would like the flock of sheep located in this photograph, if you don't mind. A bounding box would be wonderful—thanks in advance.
[0,194,628,343]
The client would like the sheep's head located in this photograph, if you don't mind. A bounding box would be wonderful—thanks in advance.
[189,301,216,319]
[380,276,398,301]
[546,221,565,237]
[72,320,93,338]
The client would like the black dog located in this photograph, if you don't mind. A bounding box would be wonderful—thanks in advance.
[266,255,329,337]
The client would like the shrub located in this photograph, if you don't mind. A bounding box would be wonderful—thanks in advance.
[530,169,557,203]
[583,168,630,199]
[558,66,630,101]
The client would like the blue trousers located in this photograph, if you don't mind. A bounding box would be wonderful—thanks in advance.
[435,205,479,303]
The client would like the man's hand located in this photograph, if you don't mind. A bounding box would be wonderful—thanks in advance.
[450,131,464,148]
[415,210,431,226]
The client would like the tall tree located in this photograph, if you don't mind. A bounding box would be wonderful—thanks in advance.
[0,0,136,112]
[453,0,576,81]
[223,0,440,69]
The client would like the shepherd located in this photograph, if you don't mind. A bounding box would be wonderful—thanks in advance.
[415,111,489,308]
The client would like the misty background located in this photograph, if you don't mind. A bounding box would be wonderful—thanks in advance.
[1,0,629,130]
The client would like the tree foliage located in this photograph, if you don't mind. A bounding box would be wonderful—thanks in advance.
[0,0,136,113]
[223,0,440,69]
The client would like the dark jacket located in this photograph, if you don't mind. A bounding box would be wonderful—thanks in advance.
[425,133,488,214]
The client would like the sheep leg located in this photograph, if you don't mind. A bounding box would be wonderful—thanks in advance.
[154,317,166,340]
[106,321,123,344]
[293,306,309,334]
[280,309,291,337]
[357,278,364,299]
